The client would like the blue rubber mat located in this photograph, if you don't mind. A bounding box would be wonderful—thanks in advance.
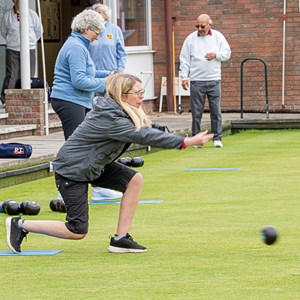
[185,168,242,171]
[89,200,119,205]
[0,250,63,256]
[139,200,164,204]
[89,200,164,205]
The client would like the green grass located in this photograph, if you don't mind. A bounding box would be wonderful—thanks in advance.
[1,129,300,299]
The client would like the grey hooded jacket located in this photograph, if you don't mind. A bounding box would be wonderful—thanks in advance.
[52,94,185,182]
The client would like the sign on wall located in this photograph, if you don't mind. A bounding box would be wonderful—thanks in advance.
[41,0,61,41]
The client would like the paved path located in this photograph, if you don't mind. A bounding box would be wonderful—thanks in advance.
[0,112,298,168]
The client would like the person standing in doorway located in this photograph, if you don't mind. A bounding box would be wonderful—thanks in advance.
[89,3,127,201]
[0,0,42,107]
[90,3,127,74]
[179,14,231,148]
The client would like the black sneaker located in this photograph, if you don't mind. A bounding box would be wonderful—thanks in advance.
[6,217,28,253]
[108,233,147,253]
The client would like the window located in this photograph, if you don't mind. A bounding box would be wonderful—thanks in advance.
[105,0,152,50]
[104,0,154,98]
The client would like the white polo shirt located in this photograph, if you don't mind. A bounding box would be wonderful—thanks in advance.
[179,29,231,81]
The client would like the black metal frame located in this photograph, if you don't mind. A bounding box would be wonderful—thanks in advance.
[240,57,269,119]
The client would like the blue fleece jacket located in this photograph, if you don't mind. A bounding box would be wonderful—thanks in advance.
[89,21,127,72]
[51,32,110,109]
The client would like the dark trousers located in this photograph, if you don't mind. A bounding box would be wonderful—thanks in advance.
[55,162,136,234]
[190,80,222,141]
[1,49,36,103]
[51,98,90,140]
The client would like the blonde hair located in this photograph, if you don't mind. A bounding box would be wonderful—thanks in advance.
[106,73,152,131]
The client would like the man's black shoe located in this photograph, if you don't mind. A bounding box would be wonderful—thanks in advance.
[108,233,147,253]
[6,217,28,253]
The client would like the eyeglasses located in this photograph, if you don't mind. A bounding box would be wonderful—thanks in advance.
[91,29,101,36]
[195,24,210,29]
[123,90,145,96]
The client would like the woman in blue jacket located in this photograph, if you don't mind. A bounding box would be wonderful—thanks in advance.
[6,73,213,254]
[51,9,110,140]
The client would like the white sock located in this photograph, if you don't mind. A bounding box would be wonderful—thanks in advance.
[18,218,25,229]
[114,234,126,241]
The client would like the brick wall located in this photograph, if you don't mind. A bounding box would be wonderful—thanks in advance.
[151,0,300,113]
[5,89,45,135]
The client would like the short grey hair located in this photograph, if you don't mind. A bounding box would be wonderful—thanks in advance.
[71,9,104,33]
[92,3,112,20]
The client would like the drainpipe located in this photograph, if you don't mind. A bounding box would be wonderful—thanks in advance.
[281,0,286,109]
[19,0,31,89]
[164,0,174,112]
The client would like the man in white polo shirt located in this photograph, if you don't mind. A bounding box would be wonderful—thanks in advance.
[0,0,42,107]
[179,14,231,148]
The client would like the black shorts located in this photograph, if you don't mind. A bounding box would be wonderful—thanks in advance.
[90,162,137,193]
[55,162,137,234]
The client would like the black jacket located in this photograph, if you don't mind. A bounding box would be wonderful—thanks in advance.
[53,94,184,181]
